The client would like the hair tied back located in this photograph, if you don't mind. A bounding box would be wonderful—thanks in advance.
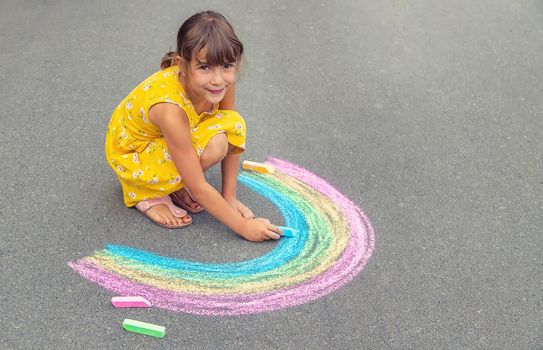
[160,51,176,70]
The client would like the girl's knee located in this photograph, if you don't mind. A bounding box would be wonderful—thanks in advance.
[201,133,228,162]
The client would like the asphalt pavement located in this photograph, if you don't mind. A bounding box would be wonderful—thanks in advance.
[1,0,542,348]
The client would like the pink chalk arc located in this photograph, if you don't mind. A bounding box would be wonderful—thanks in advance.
[68,158,375,316]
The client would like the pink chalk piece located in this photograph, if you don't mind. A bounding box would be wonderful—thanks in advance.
[111,296,152,308]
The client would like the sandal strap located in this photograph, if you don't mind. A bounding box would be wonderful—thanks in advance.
[184,187,197,202]
[135,196,188,218]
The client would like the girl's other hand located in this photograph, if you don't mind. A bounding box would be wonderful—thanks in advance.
[225,198,255,219]
[240,218,281,242]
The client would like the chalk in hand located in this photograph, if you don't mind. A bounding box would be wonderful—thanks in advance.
[122,319,166,338]
[277,226,298,237]
[242,160,275,174]
[111,296,151,308]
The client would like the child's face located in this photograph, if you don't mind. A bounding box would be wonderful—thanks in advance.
[183,49,237,104]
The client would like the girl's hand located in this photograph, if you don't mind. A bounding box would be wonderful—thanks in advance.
[225,197,255,219]
[239,218,281,242]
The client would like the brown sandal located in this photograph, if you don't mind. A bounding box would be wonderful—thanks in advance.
[135,196,192,229]
[170,187,204,214]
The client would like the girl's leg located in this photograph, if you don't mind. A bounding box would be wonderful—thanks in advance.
[173,133,231,209]
[200,133,230,171]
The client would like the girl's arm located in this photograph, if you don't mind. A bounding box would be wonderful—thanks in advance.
[219,81,238,200]
[148,103,279,241]
[218,83,254,218]
[221,153,255,219]
[221,153,239,200]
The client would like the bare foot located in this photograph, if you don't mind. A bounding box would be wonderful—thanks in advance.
[145,204,192,227]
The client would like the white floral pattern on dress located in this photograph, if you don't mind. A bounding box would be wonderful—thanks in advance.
[169,176,181,184]
[163,149,171,161]
[145,141,156,153]
[132,170,143,179]
[140,108,149,124]
[106,66,247,207]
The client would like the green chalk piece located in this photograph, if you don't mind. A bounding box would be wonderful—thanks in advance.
[122,319,166,338]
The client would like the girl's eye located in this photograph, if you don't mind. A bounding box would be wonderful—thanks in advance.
[223,63,234,69]
[200,65,209,70]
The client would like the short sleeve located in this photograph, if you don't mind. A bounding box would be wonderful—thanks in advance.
[144,71,197,127]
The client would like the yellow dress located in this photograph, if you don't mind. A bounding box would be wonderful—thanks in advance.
[105,65,246,207]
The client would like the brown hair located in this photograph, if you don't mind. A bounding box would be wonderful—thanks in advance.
[160,11,244,72]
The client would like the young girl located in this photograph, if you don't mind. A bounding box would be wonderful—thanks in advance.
[105,11,282,242]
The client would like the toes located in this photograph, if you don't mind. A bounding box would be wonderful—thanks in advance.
[187,198,199,209]
[145,203,191,227]
[161,213,175,226]
[155,212,166,224]
[171,213,190,226]
[181,189,201,210]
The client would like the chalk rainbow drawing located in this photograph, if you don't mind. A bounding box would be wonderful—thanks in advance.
[68,158,375,316]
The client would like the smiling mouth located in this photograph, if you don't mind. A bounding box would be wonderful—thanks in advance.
[207,88,225,95]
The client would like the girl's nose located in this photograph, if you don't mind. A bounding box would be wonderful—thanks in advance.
[210,69,224,85]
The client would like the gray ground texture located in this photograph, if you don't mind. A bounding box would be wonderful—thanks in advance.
[1,0,542,349]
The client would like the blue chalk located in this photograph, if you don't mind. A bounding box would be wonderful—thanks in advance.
[277,226,298,237]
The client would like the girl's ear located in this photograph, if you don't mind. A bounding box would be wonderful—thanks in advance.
[173,54,183,66]
[174,55,188,77]
[176,55,190,75]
